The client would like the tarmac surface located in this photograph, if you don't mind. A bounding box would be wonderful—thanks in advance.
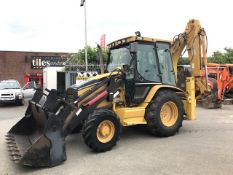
[0,102,233,175]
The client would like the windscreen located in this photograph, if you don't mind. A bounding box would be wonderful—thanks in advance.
[107,47,131,72]
[0,81,21,90]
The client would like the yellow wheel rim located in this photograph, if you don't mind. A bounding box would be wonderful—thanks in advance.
[160,101,178,127]
[97,120,115,143]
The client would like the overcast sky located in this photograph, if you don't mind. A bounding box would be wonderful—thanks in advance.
[0,0,232,55]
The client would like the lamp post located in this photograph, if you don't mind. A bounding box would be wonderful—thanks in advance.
[80,0,88,71]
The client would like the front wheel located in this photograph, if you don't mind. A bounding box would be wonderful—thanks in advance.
[145,90,183,137]
[82,109,121,152]
[17,98,25,106]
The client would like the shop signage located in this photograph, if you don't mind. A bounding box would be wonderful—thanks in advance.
[31,56,67,69]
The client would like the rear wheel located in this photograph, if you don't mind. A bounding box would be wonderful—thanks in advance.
[82,109,121,152]
[145,90,183,137]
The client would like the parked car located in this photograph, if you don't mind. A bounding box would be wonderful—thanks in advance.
[0,80,25,105]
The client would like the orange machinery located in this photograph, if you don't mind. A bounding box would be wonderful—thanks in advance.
[205,63,233,103]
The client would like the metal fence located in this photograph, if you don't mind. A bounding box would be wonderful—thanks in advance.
[65,64,106,73]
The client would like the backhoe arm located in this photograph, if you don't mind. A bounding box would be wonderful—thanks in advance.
[171,19,209,94]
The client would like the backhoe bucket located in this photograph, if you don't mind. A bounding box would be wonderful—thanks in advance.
[5,89,74,167]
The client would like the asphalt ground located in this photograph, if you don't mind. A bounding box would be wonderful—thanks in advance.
[0,102,233,175]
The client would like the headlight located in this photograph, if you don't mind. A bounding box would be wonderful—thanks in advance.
[15,92,20,96]
[15,92,23,99]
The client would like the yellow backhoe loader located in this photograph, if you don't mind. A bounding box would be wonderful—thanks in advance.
[6,19,220,167]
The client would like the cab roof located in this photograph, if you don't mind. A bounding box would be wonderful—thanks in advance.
[107,36,171,49]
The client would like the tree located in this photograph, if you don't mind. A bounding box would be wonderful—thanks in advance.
[208,48,233,64]
[178,57,189,65]
[178,48,233,64]
[66,46,108,65]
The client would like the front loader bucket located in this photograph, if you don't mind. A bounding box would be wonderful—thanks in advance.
[5,89,74,167]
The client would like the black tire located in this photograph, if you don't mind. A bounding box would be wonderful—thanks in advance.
[208,78,218,92]
[145,90,183,137]
[71,124,83,134]
[206,78,222,109]
[82,109,121,152]
[17,98,25,106]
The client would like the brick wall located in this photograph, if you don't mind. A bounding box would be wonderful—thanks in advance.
[0,51,69,86]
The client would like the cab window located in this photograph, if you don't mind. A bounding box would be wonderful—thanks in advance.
[136,44,160,82]
[157,43,176,85]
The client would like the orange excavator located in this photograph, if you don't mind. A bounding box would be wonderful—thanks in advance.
[205,63,233,104]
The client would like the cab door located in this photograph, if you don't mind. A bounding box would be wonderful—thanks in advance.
[125,42,176,106]
[125,43,161,105]
[156,42,176,86]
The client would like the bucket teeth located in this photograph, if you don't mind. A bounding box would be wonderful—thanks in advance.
[8,147,20,152]
[10,155,21,162]
[5,134,15,142]
[5,137,15,141]
[10,152,21,157]
[7,144,17,148]
[5,134,14,138]
[5,134,22,163]
[7,142,22,163]
[12,160,20,163]
[6,141,16,144]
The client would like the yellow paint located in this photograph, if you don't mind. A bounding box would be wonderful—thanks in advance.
[112,84,184,126]
[97,100,111,109]
[160,101,178,127]
[76,72,119,82]
[171,19,209,104]
[139,85,183,108]
[114,106,146,126]
[89,72,119,80]
[76,77,89,81]
[77,82,108,108]
[195,77,208,94]
[185,77,196,120]
[107,36,171,49]
[96,120,115,143]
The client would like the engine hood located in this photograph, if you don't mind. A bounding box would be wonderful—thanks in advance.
[0,89,22,94]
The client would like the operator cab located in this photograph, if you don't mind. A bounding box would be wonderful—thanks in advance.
[107,36,176,106]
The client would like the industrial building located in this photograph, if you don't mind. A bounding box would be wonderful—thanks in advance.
[0,51,70,88]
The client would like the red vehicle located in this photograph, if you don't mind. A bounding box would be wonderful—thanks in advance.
[206,63,233,103]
